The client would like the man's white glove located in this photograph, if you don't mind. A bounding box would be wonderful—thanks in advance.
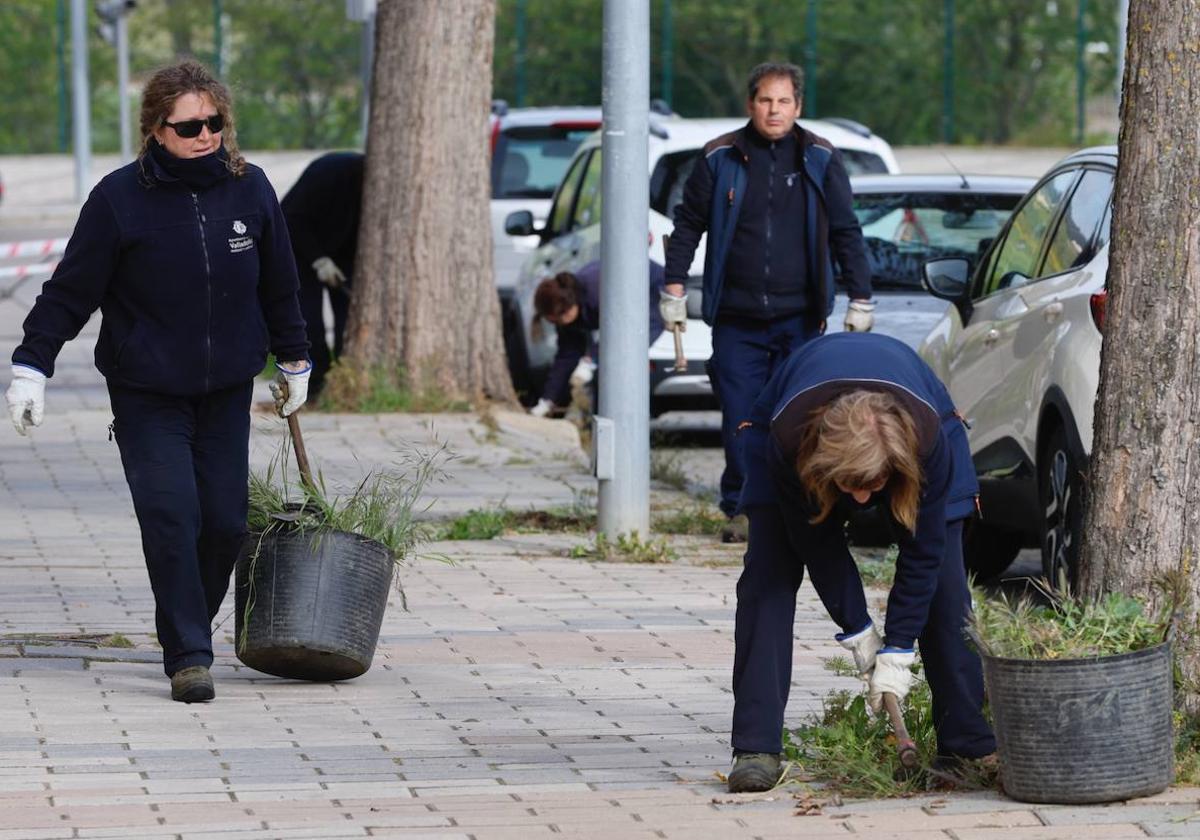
[570,357,596,387]
[868,647,917,714]
[6,365,46,436]
[844,298,876,333]
[269,362,311,418]
[529,398,558,418]
[836,621,884,680]
[658,289,687,332]
[312,256,347,290]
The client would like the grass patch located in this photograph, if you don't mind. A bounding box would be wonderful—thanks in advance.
[784,659,999,798]
[434,505,597,540]
[653,502,725,536]
[969,583,1171,660]
[318,363,471,413]
[1175,710,1200,785]
[854,546,897,589]
[650,451,690,491]
[569,531,676,564]
[103,633,134,649]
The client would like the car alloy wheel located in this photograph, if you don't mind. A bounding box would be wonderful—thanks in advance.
[1040,426,1082,591]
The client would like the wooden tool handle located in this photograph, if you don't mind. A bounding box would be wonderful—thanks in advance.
[672,323,686,370]
[287,412,316,493]
[883,692,919,768]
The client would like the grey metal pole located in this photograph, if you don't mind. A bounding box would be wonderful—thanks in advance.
[116,12,131,162]
[1116,0,1128,100]
[598,0,650,536]
[360,11,374,144]
[70,0,91,202]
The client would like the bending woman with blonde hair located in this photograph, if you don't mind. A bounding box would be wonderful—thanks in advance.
[724,332,994,793]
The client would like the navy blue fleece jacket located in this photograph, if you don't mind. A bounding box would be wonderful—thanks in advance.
[13,150,308,395]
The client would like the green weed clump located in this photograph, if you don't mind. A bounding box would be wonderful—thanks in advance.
[569,531,677,564]
[318,363,471,413]
[434,505,596,540]
[969,584,1170,660]
[785,660,936,798]
[649,452,690,491]
[652,503,726,536]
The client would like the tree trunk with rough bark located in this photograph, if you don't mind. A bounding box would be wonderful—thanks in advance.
[342,0,516,405]
[1079,0,1200,701]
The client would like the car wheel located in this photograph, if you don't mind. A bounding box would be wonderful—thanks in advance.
[1039,424,1084,591]
[961,518,1022,582]
[501,297,534,403]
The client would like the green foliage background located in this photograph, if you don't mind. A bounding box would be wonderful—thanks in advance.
[0,0,1120,154]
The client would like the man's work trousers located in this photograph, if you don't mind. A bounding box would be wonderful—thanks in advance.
[708,314,818,517]
[298,273,350,399]
[731,504,996,760]
[108,381,253,677]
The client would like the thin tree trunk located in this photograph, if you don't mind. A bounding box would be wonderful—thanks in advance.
[343,0,516,404]
[1080,0,1200,701]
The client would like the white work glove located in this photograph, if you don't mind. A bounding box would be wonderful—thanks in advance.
[570,357,596,387]
[269,362,312,418]
[836,621,884,680]
[843,298,876,333]
[6,365,46,436]
[658,288,687,331]
[529,398,557,418]
[312,256,347,290]
[867,647,917,714]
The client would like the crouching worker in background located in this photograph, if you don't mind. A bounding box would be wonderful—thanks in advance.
[725,332,995,793]
[528,258,666,418]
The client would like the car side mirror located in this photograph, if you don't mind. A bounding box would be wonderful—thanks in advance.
[505,210,536,237]
[923,257,971,301]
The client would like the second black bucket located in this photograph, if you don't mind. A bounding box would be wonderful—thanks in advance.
[982,641,1173,804]
[234,528,394,681]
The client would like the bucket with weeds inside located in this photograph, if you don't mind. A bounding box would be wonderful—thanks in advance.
[236,422,443,682]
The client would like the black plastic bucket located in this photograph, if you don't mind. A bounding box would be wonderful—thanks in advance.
[235,528,394,681]
[982,641,1173,803]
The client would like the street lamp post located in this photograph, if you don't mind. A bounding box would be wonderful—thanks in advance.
[71,0,91,202]
[97,1,137,163]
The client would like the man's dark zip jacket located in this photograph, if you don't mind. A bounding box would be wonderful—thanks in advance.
[663,121,871,326]
[13,147,309,395]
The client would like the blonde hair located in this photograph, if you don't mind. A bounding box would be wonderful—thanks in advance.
[138,60,246,177]
[795,390,924,533]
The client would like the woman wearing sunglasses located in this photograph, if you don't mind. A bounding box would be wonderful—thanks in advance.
[5,60,310,703]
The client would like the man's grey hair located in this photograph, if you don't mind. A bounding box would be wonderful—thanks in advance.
[746,62,804,102]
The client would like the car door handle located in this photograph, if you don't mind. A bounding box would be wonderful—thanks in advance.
[1044,301,1064,322]
[984,329,1000,345]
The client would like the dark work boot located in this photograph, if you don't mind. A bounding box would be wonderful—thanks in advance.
[721,514,749,544]
[170,665,215,703]
[727,752,782,793]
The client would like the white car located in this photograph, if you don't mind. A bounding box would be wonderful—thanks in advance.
[919,147,1117,585]
[503,114,900,410]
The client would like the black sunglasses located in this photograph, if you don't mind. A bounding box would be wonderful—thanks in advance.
[162,114,225,139]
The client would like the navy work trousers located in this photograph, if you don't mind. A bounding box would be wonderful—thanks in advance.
[731,505,995,759]
[108,381,253,677]
[709,314,819,517]
[298,274,350,399]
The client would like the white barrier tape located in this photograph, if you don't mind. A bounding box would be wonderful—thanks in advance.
[0,261,58,281]
[0,238,69,259]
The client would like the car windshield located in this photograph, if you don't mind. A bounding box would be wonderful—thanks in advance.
[852,190,1023,289]
[492,125,596,199]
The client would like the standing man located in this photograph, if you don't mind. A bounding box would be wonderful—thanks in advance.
[661,63,874,542]
[282,151,365,400]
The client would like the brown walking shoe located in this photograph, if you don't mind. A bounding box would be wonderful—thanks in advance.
[170,665,215,703]
[727,752,782,793]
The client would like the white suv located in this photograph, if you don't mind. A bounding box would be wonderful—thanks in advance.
[503,114,900,409]
[919,147,1116,586]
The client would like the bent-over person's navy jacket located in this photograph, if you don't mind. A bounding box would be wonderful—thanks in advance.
[739,332,978,648]
[13,151,308,395]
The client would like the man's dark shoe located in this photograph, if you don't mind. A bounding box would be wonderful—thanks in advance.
[727,752,782,793]
[721,514,749,544]
[170,666,215,703]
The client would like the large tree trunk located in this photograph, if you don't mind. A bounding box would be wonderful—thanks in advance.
[343,0,516,404]
[1079,0,1200,700]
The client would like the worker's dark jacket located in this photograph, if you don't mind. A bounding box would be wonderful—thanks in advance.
[542,259,666,405]
[13,145,308,395]
[281,151,364,286]
[740,332,978,648]
[664,122,871,326]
